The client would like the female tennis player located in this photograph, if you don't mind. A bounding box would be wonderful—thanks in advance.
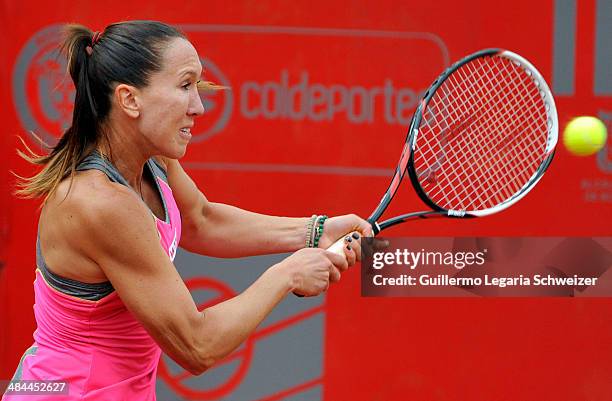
[3,21,371,400]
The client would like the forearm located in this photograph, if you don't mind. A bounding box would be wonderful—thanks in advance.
[182,202,310,257]
[192,263,293,370]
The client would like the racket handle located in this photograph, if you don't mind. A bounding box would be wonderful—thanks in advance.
[326,236,348,256]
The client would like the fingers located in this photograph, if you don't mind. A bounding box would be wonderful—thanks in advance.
[339,232,363,263]
[350,214,374,237]
[343,244,357,267]
[329,265,342,283]
[325,233,361,284]
[349,232,363,262]
[341,235,358,266]
[322,277,330,293]
[325,249,349,272]
[361,222,374,237]
[297,269,330,297]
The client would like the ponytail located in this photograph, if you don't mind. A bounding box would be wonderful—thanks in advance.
[15,24,102,200]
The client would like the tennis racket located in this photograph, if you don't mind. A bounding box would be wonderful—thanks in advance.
[328,48,558,254]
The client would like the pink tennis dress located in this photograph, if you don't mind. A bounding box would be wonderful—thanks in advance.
[3,153,181,401]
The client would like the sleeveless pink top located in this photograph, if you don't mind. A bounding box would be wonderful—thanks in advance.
[3,155,181,401]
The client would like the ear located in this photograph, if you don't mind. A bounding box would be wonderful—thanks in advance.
[114,84,140,118]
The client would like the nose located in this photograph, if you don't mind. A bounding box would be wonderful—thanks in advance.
[188,88,205,117]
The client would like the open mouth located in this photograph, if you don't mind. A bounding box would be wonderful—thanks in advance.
[179,128,192,140]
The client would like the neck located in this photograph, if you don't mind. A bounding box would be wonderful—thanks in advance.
[97,123,151,191]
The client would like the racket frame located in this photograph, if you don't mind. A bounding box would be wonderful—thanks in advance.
[369,48,558,234]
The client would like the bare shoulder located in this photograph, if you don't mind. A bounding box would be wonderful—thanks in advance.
[47,170,155,253]
[58,171,139,216]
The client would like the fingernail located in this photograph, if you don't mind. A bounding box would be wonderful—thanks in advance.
[345,236,352,242]
[346,245,352,251]
[352,233,360,240]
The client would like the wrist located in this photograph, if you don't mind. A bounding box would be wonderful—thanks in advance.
[304,214,328,248]
[268,262,299,294]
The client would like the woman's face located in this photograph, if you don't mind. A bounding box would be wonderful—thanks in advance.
[136,37,205,159]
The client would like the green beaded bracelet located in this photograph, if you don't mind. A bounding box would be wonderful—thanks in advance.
[313,215,328,248]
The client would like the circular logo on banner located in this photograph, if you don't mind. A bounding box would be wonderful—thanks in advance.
[195,57,234,143]
[12,25,233,147]
[13,24,73,148]
[157,277,255,400]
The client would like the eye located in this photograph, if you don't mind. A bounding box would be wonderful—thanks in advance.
[183,79,202,91]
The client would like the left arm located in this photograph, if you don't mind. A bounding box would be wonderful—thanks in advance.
[162,158,371,258]
[184,202,311,257]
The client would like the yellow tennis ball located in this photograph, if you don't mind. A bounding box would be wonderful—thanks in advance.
[563,116,608,156]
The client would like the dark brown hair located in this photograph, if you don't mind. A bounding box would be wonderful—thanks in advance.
[16,21,191,199]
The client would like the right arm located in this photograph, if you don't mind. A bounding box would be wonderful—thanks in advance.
[74,186,346,375]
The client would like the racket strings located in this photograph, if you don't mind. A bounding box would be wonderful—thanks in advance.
[424,82,544,211]
[471,59,547,207]
[418,59,515,195]
[466,59,548,208]
[413,55,549,211]
[419,63,537,208]
[426,68,509,205]
[440,60,546,208]
[427,97,545,210]
[425,59,545,181]
[421,71,493,207]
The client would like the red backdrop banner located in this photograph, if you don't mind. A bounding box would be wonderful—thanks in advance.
[1,1,610,400]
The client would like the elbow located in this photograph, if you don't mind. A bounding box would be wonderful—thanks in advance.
[177,307,232,376]
[181,335,220,376]
[183,357,214,376]
[177,343,217,376]
[188,366,207,376]
[165,319,219,376]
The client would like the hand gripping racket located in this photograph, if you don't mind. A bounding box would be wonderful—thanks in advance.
[328,48,558,254]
